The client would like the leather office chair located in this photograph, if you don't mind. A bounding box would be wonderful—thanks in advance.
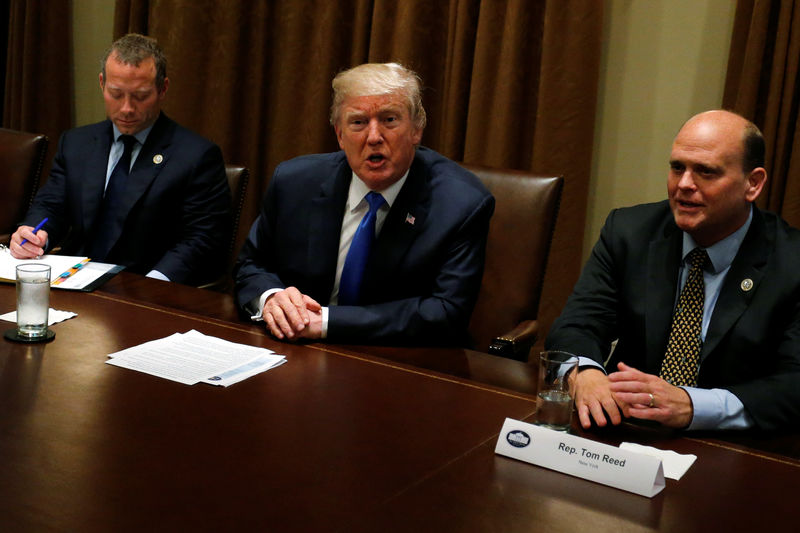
[464,164,563,362]
[0,128,48,245]
[200,164,249,292]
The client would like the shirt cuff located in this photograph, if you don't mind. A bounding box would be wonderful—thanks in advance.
[577,356,605,372]
[683,387,754,430]
[250,289,282,321]
[250,290,327,339]
[146,270,170,281]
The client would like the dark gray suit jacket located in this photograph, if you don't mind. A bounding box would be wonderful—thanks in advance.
[234,147,494,346]
[23,113,231,285]
[546,201,800,430]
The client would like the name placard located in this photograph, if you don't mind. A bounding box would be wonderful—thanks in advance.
[494,418,665,498]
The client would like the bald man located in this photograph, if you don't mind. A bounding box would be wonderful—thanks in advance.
[546,110,800,431]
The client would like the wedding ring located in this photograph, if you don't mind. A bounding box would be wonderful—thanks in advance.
[648,393,656,408]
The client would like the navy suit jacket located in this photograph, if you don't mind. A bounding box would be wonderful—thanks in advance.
[234,147,494,345]
[546,201,800,430]
[23,113,231,285]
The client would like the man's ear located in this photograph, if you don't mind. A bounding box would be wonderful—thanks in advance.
[745,167,767,202]
[158,77,170,99]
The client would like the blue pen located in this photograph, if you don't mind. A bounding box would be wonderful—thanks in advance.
[20,217,49,246]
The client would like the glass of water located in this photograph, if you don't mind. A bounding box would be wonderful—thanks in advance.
[16,263,51,338]
[534,351,578,432]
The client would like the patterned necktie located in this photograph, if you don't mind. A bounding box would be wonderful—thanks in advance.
[89,135,137,260]
[338,191,386,305]
[660,247,710,387]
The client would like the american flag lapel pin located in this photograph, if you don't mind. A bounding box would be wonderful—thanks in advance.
[405,213,416,225]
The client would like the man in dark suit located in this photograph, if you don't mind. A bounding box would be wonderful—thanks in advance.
[546,110,800,431]
[235,63,494,345]
[11,34,230,286]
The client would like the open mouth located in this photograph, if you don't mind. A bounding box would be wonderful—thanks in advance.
[678,200,702,208]
[367,154,385,163]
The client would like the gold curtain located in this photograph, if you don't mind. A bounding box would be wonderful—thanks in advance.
[3,0,72,170]
[724,0,800,227]
[114,0,603,345]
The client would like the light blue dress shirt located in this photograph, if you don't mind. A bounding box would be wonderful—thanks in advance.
[107,124,153,186]
[578,207,755,430]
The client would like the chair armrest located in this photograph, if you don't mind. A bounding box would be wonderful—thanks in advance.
[487,320,539,362]
[197,275,232,293]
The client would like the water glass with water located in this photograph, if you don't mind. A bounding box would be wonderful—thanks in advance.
[16,263,51,338]
[534,351,578,432]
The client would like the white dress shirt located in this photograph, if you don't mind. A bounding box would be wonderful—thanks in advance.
[254,170,409,337]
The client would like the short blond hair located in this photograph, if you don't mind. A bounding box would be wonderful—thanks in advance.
[330,62,426,130]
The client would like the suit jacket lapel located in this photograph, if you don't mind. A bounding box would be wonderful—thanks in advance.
[645,223,682,372]
[365,155,430,290]
[702,209,769,357]
[81,121,114,235]
[309,157,350,301]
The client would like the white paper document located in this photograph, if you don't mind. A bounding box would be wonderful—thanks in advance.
[106,329,286,386]
[205,355,287,387]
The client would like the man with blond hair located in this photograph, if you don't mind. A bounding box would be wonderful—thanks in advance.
[235,63,494,345]
[546,110,800,431]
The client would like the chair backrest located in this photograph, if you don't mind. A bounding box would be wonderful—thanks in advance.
[0,128,48,244]
[463,163,563,353]
[224,164,249,275]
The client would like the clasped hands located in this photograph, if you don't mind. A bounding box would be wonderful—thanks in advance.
[573,363,693,429]
[262,286,323,341]
[9,225,49,259]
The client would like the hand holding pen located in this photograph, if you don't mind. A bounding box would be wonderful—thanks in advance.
[10,218,49,259]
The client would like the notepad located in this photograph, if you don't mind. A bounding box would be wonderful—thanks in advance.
[0,247,122,291]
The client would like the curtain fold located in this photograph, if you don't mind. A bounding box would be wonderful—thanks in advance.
[114,0,603,346]
[724,0,800,227]
[4,0,73,173]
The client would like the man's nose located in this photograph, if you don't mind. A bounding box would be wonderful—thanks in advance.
[120,96,135,114]
[677,170,696,189]
[366,119,382,143]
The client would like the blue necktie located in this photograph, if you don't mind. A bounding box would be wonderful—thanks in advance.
[89,135,137,260]
[338,191,386,305]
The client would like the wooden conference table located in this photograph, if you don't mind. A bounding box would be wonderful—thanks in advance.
[0,273,798,531]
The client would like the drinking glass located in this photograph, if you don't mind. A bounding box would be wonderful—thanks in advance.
[16,263,51,338]
[534,351,578,432]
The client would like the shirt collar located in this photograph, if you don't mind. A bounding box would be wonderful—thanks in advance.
[682,205,753,274]
[346,170,409,213]
[112,123,153,147]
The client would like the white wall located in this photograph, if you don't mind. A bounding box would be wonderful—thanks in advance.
[587,0,737,258]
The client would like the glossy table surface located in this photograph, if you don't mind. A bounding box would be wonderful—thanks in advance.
[0,274,797,531]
